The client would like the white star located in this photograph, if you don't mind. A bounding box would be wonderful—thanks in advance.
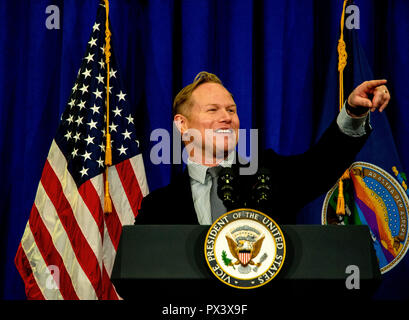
[117,91,126,102]
[96,73,104,84]
[99,142,106,152]
[93,88,103,100]
[125,114,134,124]
[79,84,89,94]
[112,106,122,117]
[82,68,91,79]
[84,135,95,145]
[98,58,105,69]
[72,83,78,92]
[75,116,84,126]
[73,132,81,142]
[71,148,79,158]
[96,157,104,168]
[77,100,86,110]
[88,37,97,47]
[68,98,76,108]
[87,119,98,130]
[92,22,100,32]
[90,104,100,114]
[100,45,105,54]
[80,166,89,177]
[66,115,74,124]
[84,53,94,63]
[64,131,72,141]
[110,68,117,78]
[135,140,140,148]
[109,123,118,132]
[118,145,128,156]
[122,129,132,140]
[81,150,92,161]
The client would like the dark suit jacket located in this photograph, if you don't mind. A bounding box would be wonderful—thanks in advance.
[135,119,371,225]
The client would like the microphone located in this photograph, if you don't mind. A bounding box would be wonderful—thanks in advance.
[250,167,272,213]
[217,167,239,210]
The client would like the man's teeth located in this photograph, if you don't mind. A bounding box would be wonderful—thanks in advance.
[215,129,232,133]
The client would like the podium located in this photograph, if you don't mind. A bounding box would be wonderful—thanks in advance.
[111,225,381,301]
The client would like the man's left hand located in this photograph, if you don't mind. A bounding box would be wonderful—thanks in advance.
[347,79,390,115]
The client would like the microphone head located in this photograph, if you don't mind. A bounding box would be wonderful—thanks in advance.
[217,167,238,209]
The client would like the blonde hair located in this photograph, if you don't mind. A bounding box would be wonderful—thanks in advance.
[172,71,228,117]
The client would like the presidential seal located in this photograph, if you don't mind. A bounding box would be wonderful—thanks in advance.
[204,209,286,289]
[322,162,409,274]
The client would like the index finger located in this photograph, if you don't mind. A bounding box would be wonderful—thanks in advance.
[364,79,387,90]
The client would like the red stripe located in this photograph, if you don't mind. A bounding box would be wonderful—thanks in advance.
[41,160,103,299]
[14,243,45,300]
[78,180,105,242]
[102,264,119,300]
[115,159,143,217]
[104,200,122,250]
[29,204,79,300]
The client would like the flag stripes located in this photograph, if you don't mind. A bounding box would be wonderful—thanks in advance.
[15,2,148,299]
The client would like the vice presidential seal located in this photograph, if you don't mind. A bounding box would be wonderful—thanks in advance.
[204,209,286,289]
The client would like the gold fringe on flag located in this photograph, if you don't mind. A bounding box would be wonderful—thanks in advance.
[336,0,350,215]
[104,0,112,214]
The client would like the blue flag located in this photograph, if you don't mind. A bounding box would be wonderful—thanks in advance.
[299,2,409,300]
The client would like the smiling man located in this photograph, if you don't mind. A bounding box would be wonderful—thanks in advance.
[135,71,390,225]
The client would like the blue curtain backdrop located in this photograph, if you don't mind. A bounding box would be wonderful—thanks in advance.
[1,0,408,300]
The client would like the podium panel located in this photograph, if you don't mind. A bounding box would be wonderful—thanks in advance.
[111,225,381,301]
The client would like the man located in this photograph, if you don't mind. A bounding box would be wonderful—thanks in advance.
[135,71,390,225]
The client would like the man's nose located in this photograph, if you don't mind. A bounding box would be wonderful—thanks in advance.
[219,109,232,122]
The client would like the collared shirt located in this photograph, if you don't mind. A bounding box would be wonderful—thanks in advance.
[188,104,369,225]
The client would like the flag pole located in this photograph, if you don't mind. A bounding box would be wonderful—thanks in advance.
[336,0,349,216]
[104,0,112,214]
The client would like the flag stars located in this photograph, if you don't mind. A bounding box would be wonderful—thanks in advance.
[87,119,98,130]
[64,131,72,141]
[84,135,95,145]
[75,116,84,126]
[68,99,76,109]
[90,104,100,114]
[82,68,91,79]
[93,88,103,100]
[77,100,86,110]
[88,37,97,47]
[110,68,117,78]
[66,115,74,124]
[73,132,81,142]
[96,73,104,84]
[81,151,92,161]
[122,129,132,140]
[109,123,118,132]
[92,22,100,32]
[79,84,89,94]
[118,145,128,156]
[80,167,89,177]
[113,106,122,117]
[125,114,134,124]
[84,53,94,64]
[96,157,104,168]
[71,148,79,158]
[117,91,126,102]
[98,59,105,69]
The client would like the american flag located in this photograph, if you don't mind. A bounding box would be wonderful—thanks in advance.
[14,2,149,300]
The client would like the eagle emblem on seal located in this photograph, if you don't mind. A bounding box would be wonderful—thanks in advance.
[222,225,267,274]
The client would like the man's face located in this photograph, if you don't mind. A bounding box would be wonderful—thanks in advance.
[178,82,240,164]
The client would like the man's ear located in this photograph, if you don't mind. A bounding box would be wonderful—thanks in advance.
[174,114,188,135]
